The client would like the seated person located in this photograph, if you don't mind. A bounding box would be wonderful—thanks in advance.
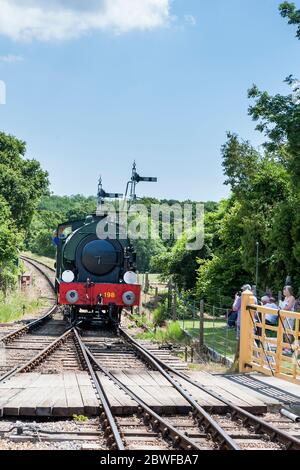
[261,296,278,326]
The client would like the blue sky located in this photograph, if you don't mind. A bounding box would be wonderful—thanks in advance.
[0,0,299,202]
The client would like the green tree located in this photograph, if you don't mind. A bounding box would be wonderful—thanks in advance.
[0,132,49,291]
[152,232,211,291]
[134,238,167,273]
[280,2,300,38]
[222,133,260,197]
[0,197,22,293]
[0,132,49,230]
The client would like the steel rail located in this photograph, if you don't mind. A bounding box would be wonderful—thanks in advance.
[73,329,125,450]
[119,327,240,450]
[79,337,204,451]
[120,328,300,450]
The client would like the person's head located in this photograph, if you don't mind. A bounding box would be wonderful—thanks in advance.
[269,297,277,304]
[261,295,270,305]
[241,284,252,292]
[284,285,294,297]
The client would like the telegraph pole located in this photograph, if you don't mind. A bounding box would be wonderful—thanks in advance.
[255,241,259,289]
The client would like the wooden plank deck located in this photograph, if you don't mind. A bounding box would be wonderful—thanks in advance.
[0,369,295,417]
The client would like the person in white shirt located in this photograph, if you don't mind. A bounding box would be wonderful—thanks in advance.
[281,286,296,356]
[261,296,279,326]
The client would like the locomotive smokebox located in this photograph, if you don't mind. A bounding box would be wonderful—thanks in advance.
[82,240,117,276]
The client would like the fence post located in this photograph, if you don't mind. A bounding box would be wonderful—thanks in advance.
[172,290,177,321]
[225,308,229,361]
[275,310,284,376]
[192,300,196,333]
[154,287,159,306]
[167,281,173,317]
[212,306,216,353]
[239,290,255,373]
[144,272,149,294]
[199,299,204,350]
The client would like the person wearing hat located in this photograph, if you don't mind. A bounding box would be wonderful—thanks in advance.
[232,284,257,340]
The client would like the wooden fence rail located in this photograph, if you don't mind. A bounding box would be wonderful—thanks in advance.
[239,290,300,384]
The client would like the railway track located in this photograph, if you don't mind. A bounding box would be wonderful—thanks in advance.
[0,257,69,382]
[75,328,206,451]
[75,325,300,450]
[1,256,300,451]
[117,327,300,450]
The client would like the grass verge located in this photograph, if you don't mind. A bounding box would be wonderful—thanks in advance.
[0,292,49,323]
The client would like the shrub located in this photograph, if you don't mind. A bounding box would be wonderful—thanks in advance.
[153,299,169,327]
[166,321,186,342]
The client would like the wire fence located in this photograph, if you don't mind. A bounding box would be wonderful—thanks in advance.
[173,292,237,363]
[138,275,238,363]
[202,303,237,362]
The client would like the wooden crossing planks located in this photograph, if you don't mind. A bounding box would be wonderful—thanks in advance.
[0,389,23,416]
[0,368,283,417]
[76,371,99,415]
[0,372,97,417]
[96,372,137,414]
[4,387,44,416]
[186,371,271,412]
[0,372,41,389]
[111,371,164,409]
[123,370,190,409]
[126,370,188,409]
[63,372,85,416]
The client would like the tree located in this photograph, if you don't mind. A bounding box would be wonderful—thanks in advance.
[248,3,300,185]
[152,232,211,291]
[222,133,260,197]
[0,197,22,293]
[134,238,167,273]
[0,132,49,291]
[0,132,49,230]
[280,2,300,38]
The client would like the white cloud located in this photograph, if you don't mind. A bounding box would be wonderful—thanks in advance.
[184,14,197,27]
[0,0,171,41]
[0,54,24,62]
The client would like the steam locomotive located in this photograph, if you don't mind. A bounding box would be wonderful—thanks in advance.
[54,164,157,325]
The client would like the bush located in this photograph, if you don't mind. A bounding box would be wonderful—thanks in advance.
[136,321,187,345]
[153,300,169,327]
[166,321,186,342]
[131,314,153,329]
